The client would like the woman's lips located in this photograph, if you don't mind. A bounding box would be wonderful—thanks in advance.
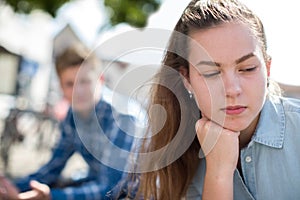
[223,106,247,115]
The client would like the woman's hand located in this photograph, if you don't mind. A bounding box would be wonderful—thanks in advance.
[195,116,240,200]
[196,116,240,174]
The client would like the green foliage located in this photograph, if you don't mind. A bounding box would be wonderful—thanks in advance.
[104,0,161,27]
[2,0,161,27]
[3,0,71,17]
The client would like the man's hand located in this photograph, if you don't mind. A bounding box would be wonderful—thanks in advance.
[18,181,51,200]
[0,174,19,199]
[0,176,51,200]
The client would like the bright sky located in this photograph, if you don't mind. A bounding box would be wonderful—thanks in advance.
[239,0,300,86]
[1,0,300,85]
[60,0,300,85]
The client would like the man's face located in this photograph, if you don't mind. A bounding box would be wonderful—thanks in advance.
[59,64,100,114]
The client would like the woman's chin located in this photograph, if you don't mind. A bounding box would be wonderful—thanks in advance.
[216,120,247,132]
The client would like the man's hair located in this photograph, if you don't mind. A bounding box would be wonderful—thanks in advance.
[55,43,99,76]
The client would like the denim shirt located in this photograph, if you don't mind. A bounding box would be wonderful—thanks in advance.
[187,96,300,200]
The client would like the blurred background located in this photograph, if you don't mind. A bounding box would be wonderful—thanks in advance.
[0,0,299,179]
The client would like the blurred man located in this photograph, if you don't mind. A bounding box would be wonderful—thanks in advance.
[0,43,137,200]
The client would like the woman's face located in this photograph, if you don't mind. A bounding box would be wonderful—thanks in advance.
[186,22,270,133]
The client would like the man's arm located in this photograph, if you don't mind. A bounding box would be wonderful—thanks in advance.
[50,179,112,200]
[15,115,76,192]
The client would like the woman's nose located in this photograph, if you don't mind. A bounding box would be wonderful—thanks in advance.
[223,72,242,98]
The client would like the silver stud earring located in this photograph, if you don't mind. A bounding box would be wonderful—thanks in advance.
[188,90,193,99]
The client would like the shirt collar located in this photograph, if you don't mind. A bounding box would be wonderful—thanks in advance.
[252,96,285,148]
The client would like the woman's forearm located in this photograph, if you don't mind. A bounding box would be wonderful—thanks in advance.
[202,169,234,200]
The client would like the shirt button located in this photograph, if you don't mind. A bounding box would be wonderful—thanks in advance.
[245,156,252,163]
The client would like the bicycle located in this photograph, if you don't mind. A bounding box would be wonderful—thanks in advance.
[0,107,60,176]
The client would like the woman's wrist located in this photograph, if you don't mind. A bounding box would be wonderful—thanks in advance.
[203,167,234,200]
[205,165,235,181]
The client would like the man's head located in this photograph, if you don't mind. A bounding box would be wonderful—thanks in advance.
[55,43,103,115]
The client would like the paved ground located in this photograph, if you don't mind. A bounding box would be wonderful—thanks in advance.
[1,142,88,180]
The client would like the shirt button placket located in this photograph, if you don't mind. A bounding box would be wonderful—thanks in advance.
[241,147,257,198]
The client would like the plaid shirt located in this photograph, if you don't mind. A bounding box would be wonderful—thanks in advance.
[15,99,136,200]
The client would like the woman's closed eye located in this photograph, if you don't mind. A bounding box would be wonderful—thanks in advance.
[201,70,221,78]
[239,65,258,72]
[199,65,258,78]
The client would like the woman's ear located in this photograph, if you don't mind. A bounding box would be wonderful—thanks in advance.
[266,56,272,77]
[99,74,105,83]
[179,66,193,93]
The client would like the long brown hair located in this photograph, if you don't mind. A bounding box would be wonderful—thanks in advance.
[137,0,269,199]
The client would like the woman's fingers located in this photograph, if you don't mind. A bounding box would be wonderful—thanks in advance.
[196,118,223,157]
[195,117,240,173]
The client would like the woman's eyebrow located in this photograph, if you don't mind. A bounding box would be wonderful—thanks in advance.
[196,60,221,67]
[195,52,256,67]
[235,52,255,64]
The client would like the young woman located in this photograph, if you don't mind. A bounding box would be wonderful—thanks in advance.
[136,0,300,199]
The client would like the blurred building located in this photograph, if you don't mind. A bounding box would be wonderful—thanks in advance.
[0,44,40,118]
[278,82,300,99]
[52,23,134,96]
[0,45,21,96]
